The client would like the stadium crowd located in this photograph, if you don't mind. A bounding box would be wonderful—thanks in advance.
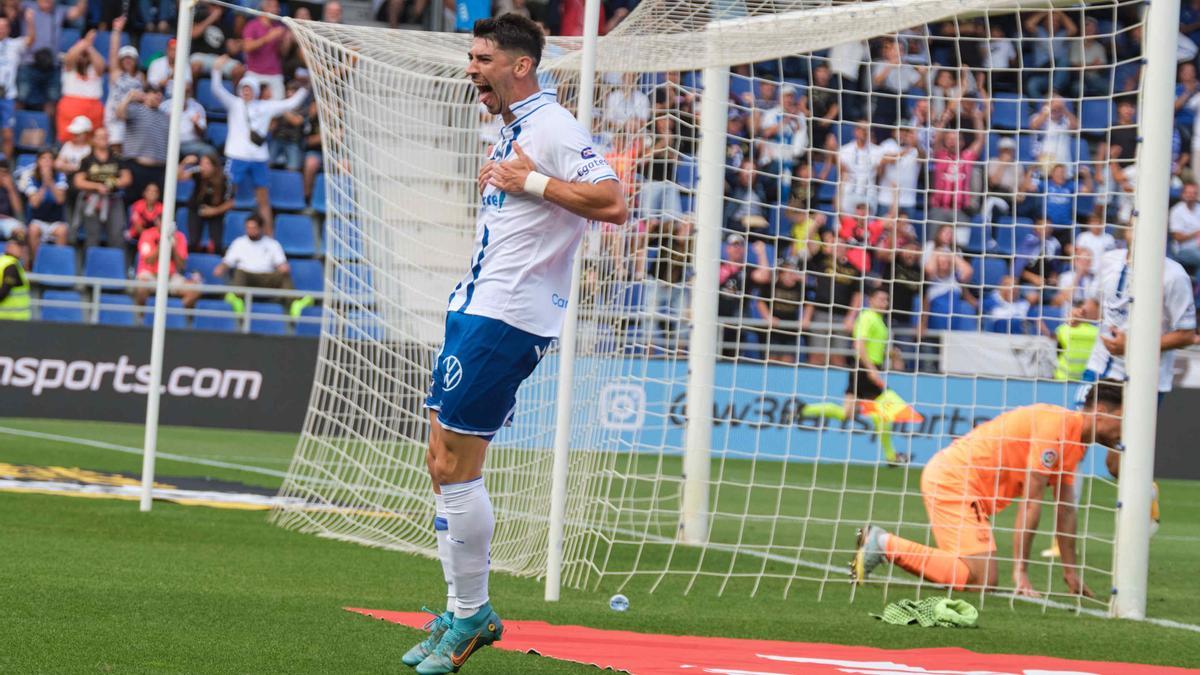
[0,0,1196,356]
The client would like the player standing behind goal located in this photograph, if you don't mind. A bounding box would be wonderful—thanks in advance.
[401,14,626,675]
[850,382,1124,598]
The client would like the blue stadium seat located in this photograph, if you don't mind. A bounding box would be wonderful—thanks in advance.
[311,173,327,214]
[32,244,77,286]
[197,81,234,120]
[57,27,81,54]
[15,153,36,172]
[964,217,989,253]
[39,290,84,323]
[93,31,133,57]
[949,293,980,331]
[207,121,228,149]
[1080,99,1114,134]
[289,258,324,292]
[193,299,239,332]
[172,206,191,241]
[98,293,138,326]
[268,170,306,212]
[147,296,188,329]
[175,179,194,203]
[138,32,171,67]
[249,303,288,335]
[185,252,223,284]
[275,214,316,257]
[83,246,127,288]
[980,256,1009,288]
[233,181,257,210]
[295,305,322,337]
[332,263,373,300]
[223,210,251,248]
[14,111,52,152]
[675,156,697,190]
[990,93,1021,130]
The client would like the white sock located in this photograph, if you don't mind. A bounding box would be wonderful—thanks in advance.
[442,477,493,620]
[433,492,456,614]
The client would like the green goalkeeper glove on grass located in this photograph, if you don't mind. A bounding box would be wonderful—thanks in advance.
[872,597,979,628]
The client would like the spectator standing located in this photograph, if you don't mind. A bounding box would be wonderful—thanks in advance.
[105,17,144,151]
[175,80,212,157]
[0,11,34,165]
[146,38,193,90]
[72,126,133,248]
[1108,99,1137,167]
[803,231,863,367]
[882,241,923,325]
[1075,212,1117,262]
[924,245,974,307]
[986,274,1035,334]
[984,23,1018,93]
[1169,181,1200,272]
[827,40,868,118]
[214,213,313,316]
[635,115,681,224]
[188,4,239,79]
[717,232,749,358]
[871,39,926,128]
[117,85,170,198]
[1039,162,1092,227]
[877,127,922,216]
[837,123,883,213]
[1028,96,1079,173]
[753,257,807,364]
[321,1,343,23]
[57,31,106,144]
[19,0,86,124]
[602,72,650,133]
[269,79,306,171]
[18,147,67,258]
[55,114,91,173]
[1014,218,1063,293]
[0,231,29,320]
[241,0,290,100]
[928,108,985,240]
[1054,247,1097,308]
[642,216,691,353]
[1070,18,1111,97]
[138,0,174,33]
[132,220,201,307]
[301,89,322,200]
[1023,10,1077,98]
[983,136,1036,222]
[783,203,823,262]
[181,152,232,253]
[807,63,841,164]
[211,57,307,235]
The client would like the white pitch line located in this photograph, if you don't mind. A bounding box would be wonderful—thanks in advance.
[609,525,1200,634]
[0,425,288,478]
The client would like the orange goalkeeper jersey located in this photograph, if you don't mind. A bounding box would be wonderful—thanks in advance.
[926,404,1087,516]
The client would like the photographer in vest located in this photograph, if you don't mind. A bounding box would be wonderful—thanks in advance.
[0,231,30,320]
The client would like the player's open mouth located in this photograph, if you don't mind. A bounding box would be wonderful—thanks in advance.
[476,83,495,107]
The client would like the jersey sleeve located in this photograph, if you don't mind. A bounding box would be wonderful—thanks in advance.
[548,117,617,185]
[1027,412,1075,481]
[1164,265,1198,331]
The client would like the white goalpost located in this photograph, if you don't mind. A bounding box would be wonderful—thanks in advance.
[270,0,1175,621]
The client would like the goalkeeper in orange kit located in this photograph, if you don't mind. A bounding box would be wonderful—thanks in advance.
[851,381,1124,597]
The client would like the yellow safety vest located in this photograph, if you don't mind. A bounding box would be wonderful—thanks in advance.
[1055,322,1098,381]
[0,254,30,321]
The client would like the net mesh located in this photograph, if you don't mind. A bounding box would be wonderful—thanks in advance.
[272,0,1164,610]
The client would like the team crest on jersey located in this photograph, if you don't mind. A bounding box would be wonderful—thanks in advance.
[442,356,463,391]
[1040,449,1058,468]
[580,146,596,159]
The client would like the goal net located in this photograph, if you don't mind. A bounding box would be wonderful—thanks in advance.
[273,0,1166,611]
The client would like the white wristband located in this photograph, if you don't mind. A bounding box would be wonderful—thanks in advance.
[523,171,550,199]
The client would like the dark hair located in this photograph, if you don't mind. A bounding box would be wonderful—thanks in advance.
[1083,380,1124,410]
[473,13,544,67]
[244,213,263,229]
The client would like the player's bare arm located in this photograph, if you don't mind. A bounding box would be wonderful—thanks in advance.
[1100,328,1195,356]
[1012,471,1049,598]
[488,143,628,224]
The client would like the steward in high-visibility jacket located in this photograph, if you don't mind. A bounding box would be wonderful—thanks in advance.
[1055,318,1099,381]
[0,234,30,321]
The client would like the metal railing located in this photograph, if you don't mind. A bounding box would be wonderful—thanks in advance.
[26,273,327,336]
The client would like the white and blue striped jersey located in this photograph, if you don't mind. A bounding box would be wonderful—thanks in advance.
[447,89,618,338]
[1085,248,1197,392]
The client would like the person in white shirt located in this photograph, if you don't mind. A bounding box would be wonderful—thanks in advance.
[210,55,307,235]
[602,72,650,132]
[838,123,883,213]
[54,114,91,174]
[405,15,626,675]
[0,11,33,164]
[987,275,1034,333]
[146,37,193,90]
[1168,181,1200,271]
[172,80,212,158]
[1074,212,1117,262]
[1054,247,1097,307]
[1029,96,1079,174]
[213,213,312,315]
[877,127,921,215]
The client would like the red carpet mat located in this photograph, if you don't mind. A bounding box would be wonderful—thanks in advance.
[347,607,1193,674]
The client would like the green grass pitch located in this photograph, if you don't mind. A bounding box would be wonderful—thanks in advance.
[1,417,1198,672]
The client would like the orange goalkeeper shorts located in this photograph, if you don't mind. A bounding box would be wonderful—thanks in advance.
[920,454,996,557]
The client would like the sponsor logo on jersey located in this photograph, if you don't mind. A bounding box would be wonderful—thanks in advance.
[576,159,606,179]
[481,191,507,210]
[580,146,596,159]
[442,355,463,391]
[551,293,568,309]
[1041,448,1058,468]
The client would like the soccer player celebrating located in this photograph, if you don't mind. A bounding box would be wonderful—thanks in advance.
[851,381,1124,597]
[402,14,626,675]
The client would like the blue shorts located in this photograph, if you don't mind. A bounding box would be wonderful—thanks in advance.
[0,98,15,129]
[226,158,270,189]
[424,312,554,438]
